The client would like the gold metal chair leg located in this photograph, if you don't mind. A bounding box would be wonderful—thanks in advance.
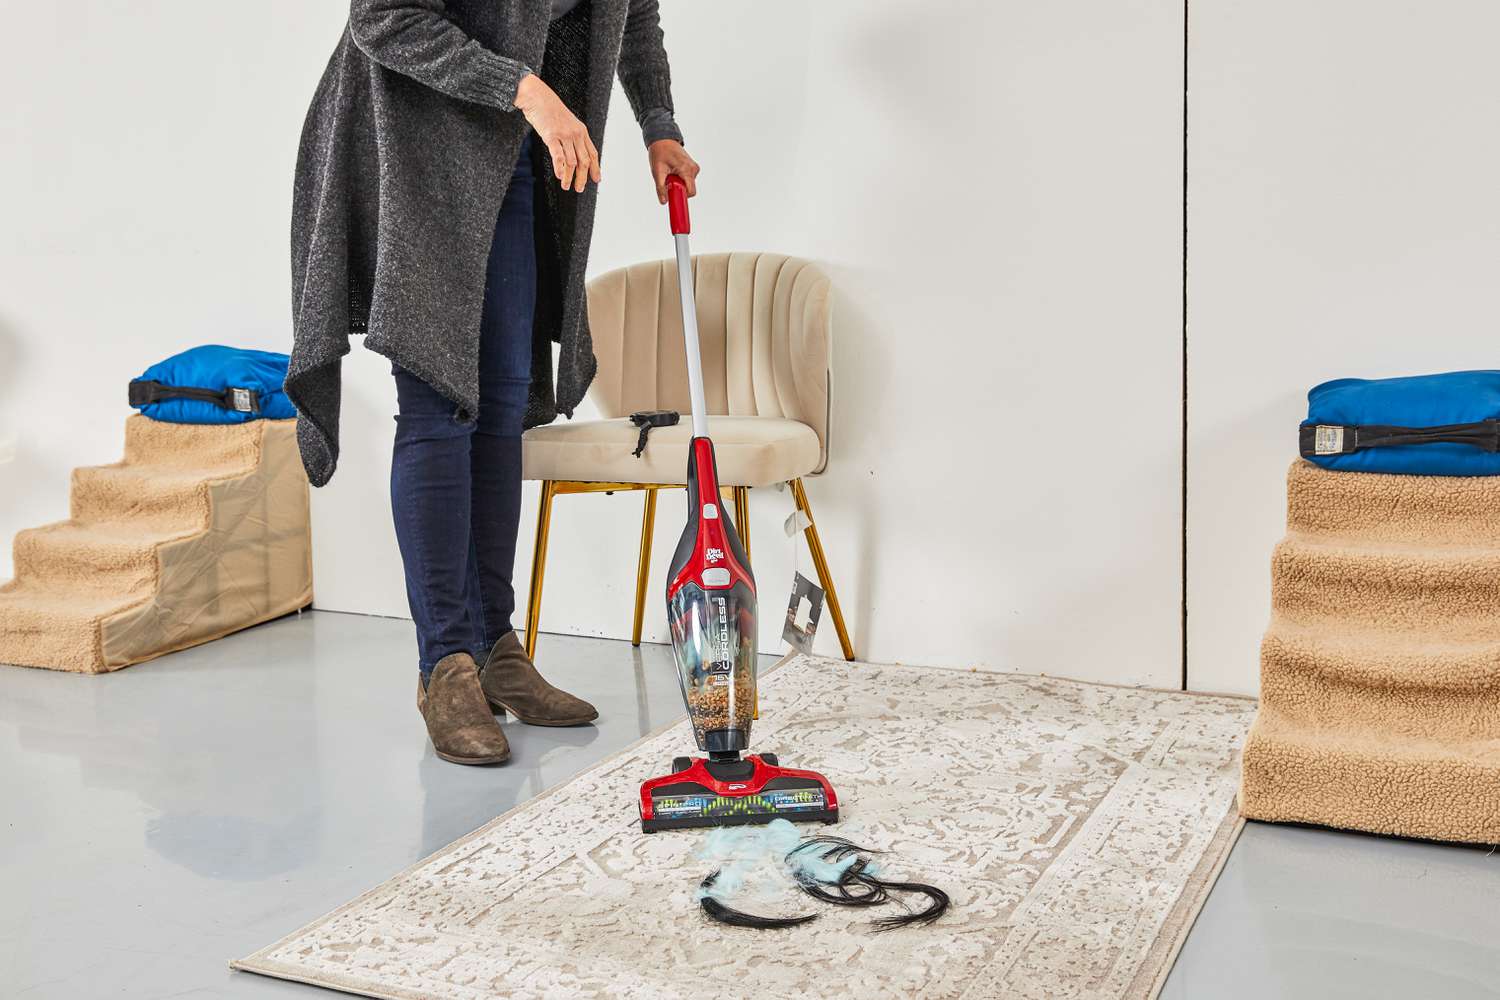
[631,488,659,646]
[732,486,751,561]
[524,480,556,659]
[790,478,855,661]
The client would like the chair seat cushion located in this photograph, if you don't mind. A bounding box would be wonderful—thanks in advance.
[522,416,820,488]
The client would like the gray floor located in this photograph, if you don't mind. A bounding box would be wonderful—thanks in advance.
[1,611,1496,999]
[0,612,713,999]
[1164,823,1499,999]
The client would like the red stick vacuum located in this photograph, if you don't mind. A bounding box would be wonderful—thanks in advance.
[638,177,839,833]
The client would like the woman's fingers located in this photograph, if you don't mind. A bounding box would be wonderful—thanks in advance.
[547,126,597,193]
[567,138,583,192]
[547,137,570,185]
[572,134,591,192]
[646,139,702,201]
[584,132,602,185]
[560,139,577,191]
[563,137,582,190]
[660,164,697,198]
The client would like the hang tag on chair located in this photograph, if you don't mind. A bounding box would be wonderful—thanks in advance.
[783,572,825,656]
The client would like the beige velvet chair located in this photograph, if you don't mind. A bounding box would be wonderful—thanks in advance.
[521,251,854,661]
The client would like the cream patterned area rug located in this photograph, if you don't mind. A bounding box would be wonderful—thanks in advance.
[235,656,1255,1000]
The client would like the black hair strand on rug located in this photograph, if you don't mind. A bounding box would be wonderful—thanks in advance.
[784,837,950,930]
[867,876,950,931]
[698,870,818,930]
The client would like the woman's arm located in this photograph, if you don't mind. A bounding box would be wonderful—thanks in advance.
[617,0,684,147]
[348,0,530,110]
[618,0,697,202]
[349,0,600,191]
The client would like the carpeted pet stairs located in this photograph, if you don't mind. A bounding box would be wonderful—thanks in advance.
[0,416,312,673]
[1240,460,1500,844]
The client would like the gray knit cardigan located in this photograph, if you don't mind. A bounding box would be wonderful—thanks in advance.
[289,0,683,486]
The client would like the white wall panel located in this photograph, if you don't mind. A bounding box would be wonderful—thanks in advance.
[1187,1,1500,694]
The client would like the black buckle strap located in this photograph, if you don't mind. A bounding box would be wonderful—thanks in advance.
[1300,419,1500,457]
[129,379,261,414]
[630,409,680,457]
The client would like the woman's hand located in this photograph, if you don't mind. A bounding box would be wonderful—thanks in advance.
[515,73,600,193]
[648,140,700,204]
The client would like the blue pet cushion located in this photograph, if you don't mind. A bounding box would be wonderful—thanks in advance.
[1301,370,1500,476]
[129,345,295,424]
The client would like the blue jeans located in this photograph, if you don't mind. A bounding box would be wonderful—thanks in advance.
[392,136,535,677]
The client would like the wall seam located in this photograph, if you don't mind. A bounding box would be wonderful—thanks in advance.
[1180,0,1191,691]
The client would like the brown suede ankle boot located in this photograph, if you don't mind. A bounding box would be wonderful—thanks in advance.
[479,631,598,726]
[417,653,511,764]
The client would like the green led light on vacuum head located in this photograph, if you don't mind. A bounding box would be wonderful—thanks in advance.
[652,789,829,819]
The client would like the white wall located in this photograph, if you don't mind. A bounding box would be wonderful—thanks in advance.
[4,1,1186,688]
[0,2,349,568]
[318,0,1189,685]
[1187,0,1500,695]
[9,3,1494,694]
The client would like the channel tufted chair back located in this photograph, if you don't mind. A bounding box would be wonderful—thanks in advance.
[584,252,833,472]
[519,251,853,664]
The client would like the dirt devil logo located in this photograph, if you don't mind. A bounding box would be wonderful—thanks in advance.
[706,547,724,563]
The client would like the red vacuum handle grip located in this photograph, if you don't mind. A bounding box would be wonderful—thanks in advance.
[666,174,690,235]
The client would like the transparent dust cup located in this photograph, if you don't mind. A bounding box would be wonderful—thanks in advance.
[668,581,758,753]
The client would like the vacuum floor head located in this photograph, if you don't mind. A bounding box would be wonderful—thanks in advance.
[640,753,839,833]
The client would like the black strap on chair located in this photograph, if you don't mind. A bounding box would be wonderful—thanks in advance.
[630,409,680,457]
[1300,419,1500,457]
[128,379,261,414]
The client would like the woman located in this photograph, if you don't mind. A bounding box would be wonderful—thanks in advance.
[287,0,700,764]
